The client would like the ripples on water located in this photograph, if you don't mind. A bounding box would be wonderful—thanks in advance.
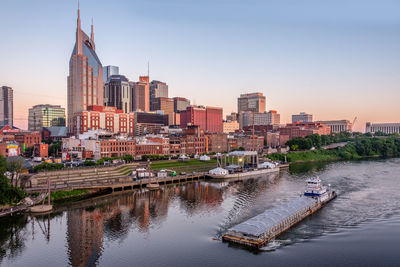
[217,158,400,249]
[1,158,400,266]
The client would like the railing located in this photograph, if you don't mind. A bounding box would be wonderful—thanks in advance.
[28,172,207,192]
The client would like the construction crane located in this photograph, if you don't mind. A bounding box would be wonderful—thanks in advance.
[352,117,358,132]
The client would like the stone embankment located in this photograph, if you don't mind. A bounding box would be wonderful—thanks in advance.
[27,163,139,192]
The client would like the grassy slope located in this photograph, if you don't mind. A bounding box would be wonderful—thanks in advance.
[150,159,218,172]
[267,150,340,163]
[50,189,89,201]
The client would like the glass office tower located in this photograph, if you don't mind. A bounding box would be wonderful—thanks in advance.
[28,104,66,131]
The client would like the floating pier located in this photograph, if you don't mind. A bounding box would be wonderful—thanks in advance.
[223,192,336,248]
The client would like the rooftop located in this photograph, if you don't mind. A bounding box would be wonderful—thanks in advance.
[227,151,257,156]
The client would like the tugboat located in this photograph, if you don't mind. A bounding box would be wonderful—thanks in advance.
[222,177,336,248]
[304,176,335,203]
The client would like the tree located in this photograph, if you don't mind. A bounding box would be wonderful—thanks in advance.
[122,155,134,162]
[49,142,62,157]
[83,160,96,166]
[321,134,332,146]
[306,134,322,148]
[286,137,313,150]
[374,131,387,137]
[24,146,34,157]
[6,157,24,187]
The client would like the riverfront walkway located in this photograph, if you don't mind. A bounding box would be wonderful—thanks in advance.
[27,163,139,192]
[26,160,288,193]
[26,162,207,193]
[27,173,207,193]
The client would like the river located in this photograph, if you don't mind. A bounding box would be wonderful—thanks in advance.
[1,158,400,266]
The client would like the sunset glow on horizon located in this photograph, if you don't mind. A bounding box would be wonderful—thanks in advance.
[1,0,399,132]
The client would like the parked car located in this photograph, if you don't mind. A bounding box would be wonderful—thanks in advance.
[33,157,42,162]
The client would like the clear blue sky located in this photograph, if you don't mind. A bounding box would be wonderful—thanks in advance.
[1,0,399,131]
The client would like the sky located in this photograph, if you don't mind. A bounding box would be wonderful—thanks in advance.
[0,0,399,132]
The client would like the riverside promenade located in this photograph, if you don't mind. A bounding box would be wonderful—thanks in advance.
[26,163,207,193]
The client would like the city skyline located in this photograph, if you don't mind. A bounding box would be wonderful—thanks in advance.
[1,0,399,131]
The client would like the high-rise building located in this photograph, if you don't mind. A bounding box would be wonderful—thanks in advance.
[134,111,169,136]
[28,104,66,131]
[238,110,279,130]
[237,93,266,113]
[226,112,238,122]
[104,75,131,113]
[0,86,13,127]
[180,106,223,133]
[102,65,119,83]
[206,107,223,133]
[240,111,269,128]
[266,110,280,127]
[150,80,168,110]
[292,112,313,123]
[173,97,190,112]
[151,97,175,125]
[132,76,150,111]
[67,7,104,135]
[180,106,206,131]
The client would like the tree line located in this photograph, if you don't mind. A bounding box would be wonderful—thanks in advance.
[269,133,400,163]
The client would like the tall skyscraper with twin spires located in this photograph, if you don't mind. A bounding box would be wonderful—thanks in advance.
[67,5,103,135]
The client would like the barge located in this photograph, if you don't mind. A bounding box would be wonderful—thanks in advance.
[222,177,336,248]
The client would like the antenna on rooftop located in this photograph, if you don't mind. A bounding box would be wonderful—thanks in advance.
[147,61,150,78]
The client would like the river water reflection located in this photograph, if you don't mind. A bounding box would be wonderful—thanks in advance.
[1,158,400,266]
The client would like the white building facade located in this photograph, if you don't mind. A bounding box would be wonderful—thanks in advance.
[366,122,400,134]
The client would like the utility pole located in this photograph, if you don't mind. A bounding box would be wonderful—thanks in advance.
[252,111,255,151]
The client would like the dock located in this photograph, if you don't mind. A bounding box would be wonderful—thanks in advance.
[0,193,48,217]
[222,192,336,248]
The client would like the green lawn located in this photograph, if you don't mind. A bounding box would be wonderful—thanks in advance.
[150,159,217,172]
[50,189,89,201]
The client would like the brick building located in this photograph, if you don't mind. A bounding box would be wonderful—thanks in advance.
[34,143,49,158]
[0,142,20,157]
[264,132,280,148]
[72,105,134,136]
[100,139,135,158]
[180,106,223,133]
[278,122,331,146]
[135,139,164,156]
[178,125,206,155]
[236,135,264,153]
[205,133,228,153]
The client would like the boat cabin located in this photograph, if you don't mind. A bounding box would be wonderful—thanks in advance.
[304,177,327,197]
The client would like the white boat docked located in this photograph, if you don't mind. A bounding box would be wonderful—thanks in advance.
[208,151,279,179]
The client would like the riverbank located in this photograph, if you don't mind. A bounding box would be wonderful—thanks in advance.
[267,136,400,164]
[2,158,400,267]
[49,189,99,204]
